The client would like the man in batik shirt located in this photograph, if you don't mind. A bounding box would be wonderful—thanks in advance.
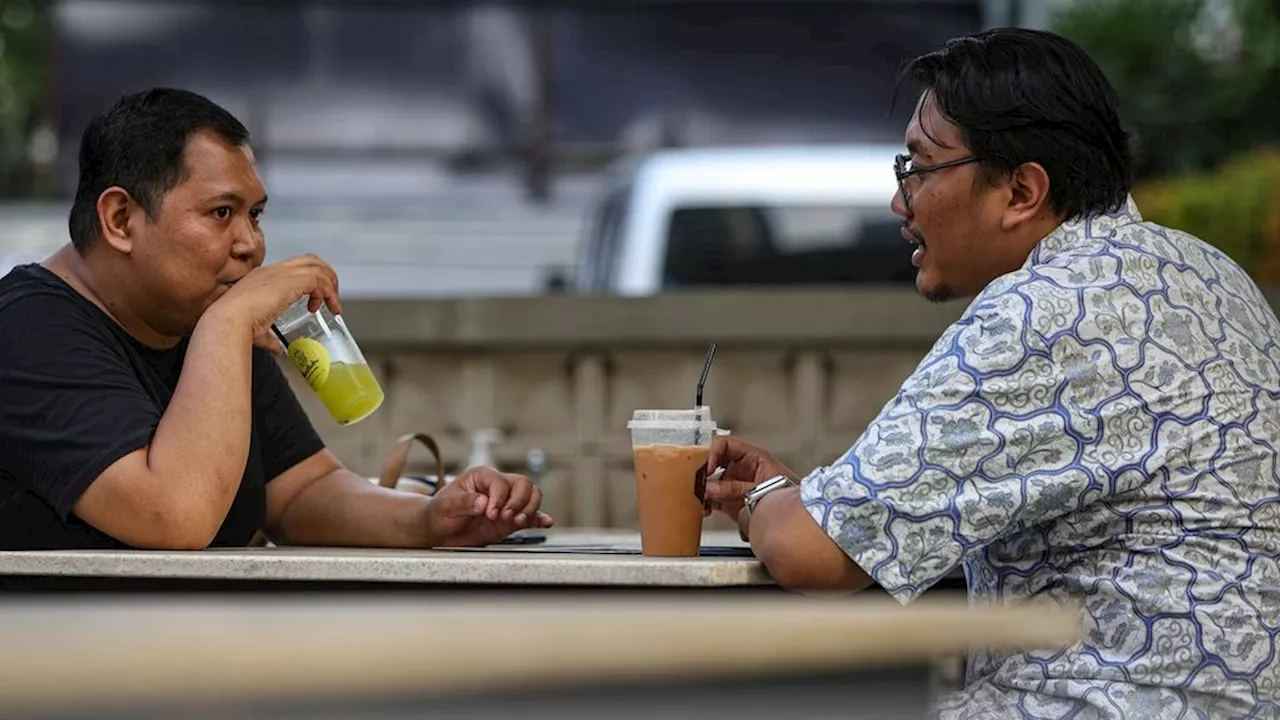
[705,28,1280,718]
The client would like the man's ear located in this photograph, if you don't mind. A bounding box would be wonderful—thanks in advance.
[96,186,141,254]
[1000,161,1053,231]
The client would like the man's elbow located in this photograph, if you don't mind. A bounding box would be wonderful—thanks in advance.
[760,551,850,593]
[75,494,221,551]
[73,452,233,550]
[755,531,870,595]
[139,527,215,551]
[127,509,219,550]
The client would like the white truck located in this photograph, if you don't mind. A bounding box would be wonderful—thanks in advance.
[573,144,913,295]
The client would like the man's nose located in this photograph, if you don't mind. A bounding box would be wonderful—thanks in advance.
[891,187,910,218]
[231,218,264,261]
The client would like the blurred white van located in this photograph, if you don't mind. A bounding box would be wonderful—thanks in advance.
[573,144,912,295]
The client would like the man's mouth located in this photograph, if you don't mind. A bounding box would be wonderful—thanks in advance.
[902,225,927,267]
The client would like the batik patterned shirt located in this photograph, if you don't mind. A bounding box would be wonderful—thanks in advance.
[802,198,1280,718]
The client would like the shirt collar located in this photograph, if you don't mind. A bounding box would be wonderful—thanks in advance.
[1024,195,1144,268]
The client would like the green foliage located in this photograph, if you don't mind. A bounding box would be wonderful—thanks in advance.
[1053,0,1280,181]
[1134,147,1280,281]
[0,0,48,197]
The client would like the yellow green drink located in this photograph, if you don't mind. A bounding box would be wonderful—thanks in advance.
[314,361,384,425]
[277,299,385,426]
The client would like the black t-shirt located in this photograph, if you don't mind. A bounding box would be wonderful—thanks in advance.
[0,264,325,550]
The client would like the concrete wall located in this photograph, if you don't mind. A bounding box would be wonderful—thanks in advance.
[284,284,1280,527]
[279,288,968,530]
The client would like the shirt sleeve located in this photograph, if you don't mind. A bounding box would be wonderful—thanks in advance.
[0,293,160,519]
[800,283,1146,604]
[251,349,326,482]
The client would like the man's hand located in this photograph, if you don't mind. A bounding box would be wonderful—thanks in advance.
[704,435,801,521]
[205,254,342,353]
[421,467,554,548]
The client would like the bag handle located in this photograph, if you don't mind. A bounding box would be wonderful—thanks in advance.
[379,432,446,491]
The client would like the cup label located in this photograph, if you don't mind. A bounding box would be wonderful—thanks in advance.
[287,337,331,391]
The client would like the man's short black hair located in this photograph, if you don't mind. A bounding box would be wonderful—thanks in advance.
[68,88,250,253]
[897,27,1133,222]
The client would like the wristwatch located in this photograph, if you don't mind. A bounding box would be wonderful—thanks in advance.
[744,474,796,513]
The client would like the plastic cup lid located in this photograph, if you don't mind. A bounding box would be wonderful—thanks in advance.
[630,407,712,421]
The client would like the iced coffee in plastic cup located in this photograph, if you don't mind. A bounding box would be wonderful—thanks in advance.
[627,407,717,557]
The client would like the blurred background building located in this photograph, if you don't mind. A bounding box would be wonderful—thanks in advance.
[2,0,1278,295]
[2,0,1274,298]
[0,0,1079,296]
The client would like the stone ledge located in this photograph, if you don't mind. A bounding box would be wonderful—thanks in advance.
[343,285,1280,350]
[343,288,966,349]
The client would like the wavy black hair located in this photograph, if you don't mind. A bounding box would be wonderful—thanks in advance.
[897,28,1133,221]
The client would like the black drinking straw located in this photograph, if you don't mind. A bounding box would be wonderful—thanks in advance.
[271,325,289,351]
[694,343,717,443]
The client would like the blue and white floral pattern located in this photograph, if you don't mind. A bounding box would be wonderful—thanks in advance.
[802,198,1280,718]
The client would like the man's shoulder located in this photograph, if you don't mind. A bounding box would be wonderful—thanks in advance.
[1105,217,1272,325]
[0,264,88,319]
[0,263,46,296]
[1075,204,1258,297]
[976,215,1249,328]
[0,266,117,357]
[1025,202,1227,280]
[1112,217,1241,270]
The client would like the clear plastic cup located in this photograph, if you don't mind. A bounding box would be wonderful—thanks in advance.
[274,298,385,426]
[627,407,717,557]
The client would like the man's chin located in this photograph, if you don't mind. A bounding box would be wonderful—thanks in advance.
[914,270,954,304]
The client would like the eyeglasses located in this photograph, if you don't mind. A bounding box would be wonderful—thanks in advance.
[894,154,981,211]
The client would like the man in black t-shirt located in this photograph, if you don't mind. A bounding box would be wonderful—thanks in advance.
[0,88,552,550]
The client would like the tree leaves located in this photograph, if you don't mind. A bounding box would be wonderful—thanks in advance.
[1053,0,1280,180]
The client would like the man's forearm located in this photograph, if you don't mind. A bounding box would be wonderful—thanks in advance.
[271,470,434,548]
[143,310,256,531]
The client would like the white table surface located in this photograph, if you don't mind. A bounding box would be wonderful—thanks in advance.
[0,529,773,588]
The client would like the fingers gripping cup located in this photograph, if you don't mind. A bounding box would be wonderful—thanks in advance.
[273,298,385,425]
[627,407,717,557]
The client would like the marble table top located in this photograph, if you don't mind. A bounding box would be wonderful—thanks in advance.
[0,529,773,588]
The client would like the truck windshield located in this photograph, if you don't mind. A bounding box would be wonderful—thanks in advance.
[661,204,912,288]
